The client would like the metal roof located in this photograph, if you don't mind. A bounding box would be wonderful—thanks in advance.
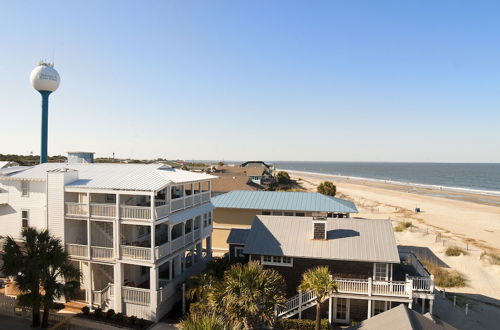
[212,190,358,213]
[226,228,250,245]
[243,216,400,263]
[347,304,457,330]
[3,163,216,191]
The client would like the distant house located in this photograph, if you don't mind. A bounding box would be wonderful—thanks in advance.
[212,190,358,255]
[214,164,274,185]
[0,161,19,168]
[232,215,435,325]
[211,173,263,197]
[240,160,273,169]
[347,304,456,330]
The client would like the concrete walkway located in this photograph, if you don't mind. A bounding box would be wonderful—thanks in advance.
[0,314,33,330]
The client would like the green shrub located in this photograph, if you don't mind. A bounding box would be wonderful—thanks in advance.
[317,181,336,197]
[113,312,124,323]
[129,315,138,325]
[445,246,467,256]
[81,306,90,316]
[179,313,228,330]
[137,318,147,328]
[93,307,103,318]
[480,252,500,265]
[276,318,330,329]
[105,309,115,319]
[394,221,412,232]
[421,258,467,288]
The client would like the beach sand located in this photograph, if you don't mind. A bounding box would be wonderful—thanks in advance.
[287,170,500,302]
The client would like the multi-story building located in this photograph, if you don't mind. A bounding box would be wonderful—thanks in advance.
[212,190,358,256]
[230,215,435,325]
[0,162,216,321]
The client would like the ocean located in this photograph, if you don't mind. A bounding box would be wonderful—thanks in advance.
[273,161,500,195]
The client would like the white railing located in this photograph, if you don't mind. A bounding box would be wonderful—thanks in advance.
[121,245,151,260]
[193,194,201,205]
[66,243,88,257]
[121,205,151,221]
[92,283,113,306]
[193,228,201,240]
[171,198,184,212]
[90,203,116,218]
[91,246,114,260]
[372,280,407,296]
[171,236,184,252]
[159,279,169,288]
[185,195,194,208]
[154,242,171,259]
[184,232,194,245]
[155,204,170,219]
[408,276,434,292]
[336,278,369,294]
[122,286,150,305]
[201,191,210,203]
[203,224,213,238]
[65,202,87,216]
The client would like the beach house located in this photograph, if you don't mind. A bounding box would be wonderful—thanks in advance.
[0,162,215,321]
[211,190,358,256]
[229,215,435,324]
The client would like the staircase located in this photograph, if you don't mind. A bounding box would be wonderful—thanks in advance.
[93,222,114,247]
[94,264,114,284]
[278,290,317,318]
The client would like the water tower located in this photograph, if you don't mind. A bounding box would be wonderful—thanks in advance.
[30,61,60,163]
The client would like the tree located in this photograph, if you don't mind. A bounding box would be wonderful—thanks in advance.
[317,181,336,197]
[1,228,81,328]
[2,228,45,327]
[276,171,291,184]
[209,261,285,329]
[298,266,338,330]
[38,233,81,328]
[217,161,225,166]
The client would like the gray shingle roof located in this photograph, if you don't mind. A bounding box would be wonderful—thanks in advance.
[212,191,358,213]
[227,228,250,245]
[243,216,400,263]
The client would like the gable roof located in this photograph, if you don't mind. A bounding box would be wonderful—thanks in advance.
[227,228,250,245]
[347,304,457,330]
[212,190,358,213]
[243,216,400,263]
[211,174,263,193]
[3,163,216,191]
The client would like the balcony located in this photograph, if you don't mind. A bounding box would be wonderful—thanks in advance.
[65,202,87,217]
[121,245,151,261]
[91,246,114,260]
[66,243,88,258]
[122,286,150,306]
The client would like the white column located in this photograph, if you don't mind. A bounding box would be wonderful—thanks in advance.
[151,224,156,262]
[114,194,121,259]
[328,296,332,325]
[168,259,173,280]
[207,235,212,257]
[298,290,303,319]
[367,299,372,319]
[88,262,93,307]
[150,265,158,311]
[421,298,425,313]
[429,299,434,315]
[113,263,123,313]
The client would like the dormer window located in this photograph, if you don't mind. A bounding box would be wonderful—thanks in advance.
[21,181,30,197]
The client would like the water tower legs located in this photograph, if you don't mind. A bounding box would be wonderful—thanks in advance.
[40,90,51,164]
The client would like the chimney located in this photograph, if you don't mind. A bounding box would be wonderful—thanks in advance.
[312,216,327,240]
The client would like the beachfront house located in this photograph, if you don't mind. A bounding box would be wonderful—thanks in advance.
[0,162,216,321]
[212,190,358,256]
[229,215,435,325]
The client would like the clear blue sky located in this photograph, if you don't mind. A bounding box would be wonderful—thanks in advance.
[1,1,499,162]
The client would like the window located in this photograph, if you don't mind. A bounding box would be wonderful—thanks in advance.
[271,211,283,216]
[295,212,305,217]
[336,298,348,321]
[21,181,29,197]
[372,301,388,316]
[21,210,29,228]
[261,255,293,267]
[105,194,116,203]
[284,212,294,216]
[261,210,271,215]
[203,213,208,227]
[208,212,212,225]
[374,263,389,281]
[234,246,245,258]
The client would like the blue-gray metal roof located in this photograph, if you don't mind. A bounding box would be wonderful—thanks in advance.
[226,228,250,245]
[212,190,358,213]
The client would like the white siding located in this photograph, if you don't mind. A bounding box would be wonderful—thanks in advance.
[47,172,67,240]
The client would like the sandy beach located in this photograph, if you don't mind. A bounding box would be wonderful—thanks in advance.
[286,169,500,302]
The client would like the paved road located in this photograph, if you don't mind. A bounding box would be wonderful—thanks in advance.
[0,314,32,330]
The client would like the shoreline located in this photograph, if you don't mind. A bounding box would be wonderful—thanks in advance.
[281,169,500,207]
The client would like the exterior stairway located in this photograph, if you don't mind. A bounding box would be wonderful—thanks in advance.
[278,290,317,318]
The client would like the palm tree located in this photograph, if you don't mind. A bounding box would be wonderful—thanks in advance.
[2,227,45,327]
[298,266,338,330]
[38,232,81,328]
[209,261,285,329]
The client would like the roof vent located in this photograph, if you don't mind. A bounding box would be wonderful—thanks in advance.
[312,216,327,240]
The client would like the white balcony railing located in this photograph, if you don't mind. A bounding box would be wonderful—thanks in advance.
[65,202,87,216]
[154,242,171,259]
[171,236,184,252]
[171,198,184,212]
[91,246,114,260]
[185,195,194,208]
[408,276,434,292]
[66,243,88,258]
[90,203,116,218]
[121,205,151,221]
[92,283,113,306]
[155,204,170,219]
[193,228,201,240]
[121,245,151,261]
[201,191,210,203]
[193,194,201,205]
[184,232,194,245]
[122,286,150,305]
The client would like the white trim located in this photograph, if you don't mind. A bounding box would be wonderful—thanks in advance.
[333,297,350,323]
[234,246,244,259]
[261,255,293,267]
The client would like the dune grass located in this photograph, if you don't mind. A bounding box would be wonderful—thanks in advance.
[480,252,500,265]
[394,221,413,232]
[445,246,467,256]
[421,258,467,288]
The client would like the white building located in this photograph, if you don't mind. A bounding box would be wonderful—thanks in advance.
[0,162,216,321]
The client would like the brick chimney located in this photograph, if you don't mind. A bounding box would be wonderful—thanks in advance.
[312,216,327,240]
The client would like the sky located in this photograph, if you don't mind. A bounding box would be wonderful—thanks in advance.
[0,1,499,162]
